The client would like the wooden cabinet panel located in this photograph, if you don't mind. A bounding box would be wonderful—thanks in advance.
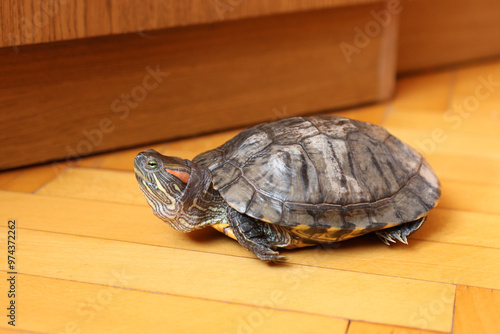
[1,0,381,48]
[398,0,500,73]
[0,3,398,170]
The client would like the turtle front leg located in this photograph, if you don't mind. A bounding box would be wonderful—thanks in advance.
[227,208,291,262]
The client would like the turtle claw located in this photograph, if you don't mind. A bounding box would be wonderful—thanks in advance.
[396,234,408,245]
[252,244,287,263]
[258,251,287,263]
[378,237,391,246]
[392,231,408,244]
[376,232,396,246]
[375,217,427,246]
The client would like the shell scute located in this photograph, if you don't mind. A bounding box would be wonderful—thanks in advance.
[383,135,421,175]
[218,175,254,213]
[392,185,429,222]
[316,208,344,228]
[241,143,321,203]
[224,131,272,167]
[281,203,318,227]
[347,131,406,200]
[211,163,241,189]
[245,192,283,223]
[364,199,401,227]
[193,149,223,170]
[350,118,389,141]
[301,134,356,205]
[308,117,358,139]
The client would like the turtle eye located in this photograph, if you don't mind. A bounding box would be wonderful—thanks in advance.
[146,159,158,169]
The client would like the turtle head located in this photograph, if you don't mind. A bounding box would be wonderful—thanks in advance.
[134,149,193,229]
[134,149,222,232]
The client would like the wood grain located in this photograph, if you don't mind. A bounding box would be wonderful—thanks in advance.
[0,169,23,189]
[425,153,500,186]
[2,58,500,334]
[37,167,147,205]
[386,110,500,139]
[451,60,500,114]
[414,208,500,249]
[453,285,500,334]
[438,180,500,216]
[385,128,500,161]
[1,0,382,47]
[393,71,453,112]
[398,0,500,73]
[4,189,500,292]
[0,226,455,331]
[0,274,348,334]
[0,3,397,170]
[5,0,500,75]
[0,163,67,193]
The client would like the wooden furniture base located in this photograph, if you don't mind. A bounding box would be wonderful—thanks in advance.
[0,2,397,170]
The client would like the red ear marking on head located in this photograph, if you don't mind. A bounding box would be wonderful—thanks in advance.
[165,169,190,183]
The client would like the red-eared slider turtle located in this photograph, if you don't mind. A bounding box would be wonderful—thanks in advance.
[134,116,441,261]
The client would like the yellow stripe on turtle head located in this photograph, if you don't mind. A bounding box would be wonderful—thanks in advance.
[152,174,177,211]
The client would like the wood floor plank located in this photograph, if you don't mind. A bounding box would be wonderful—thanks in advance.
[439,179,500,215]
[291,238,500,291]
[0,274,348,334]
[0,169,22,188]
[76,154,108,169]
[2,191,499,292]
[452,61,500,100]
[0,163,68,193]
[347,321,444,334]
[0,227,454,332]
[37,168,146,206]
[392,71,454,112]
[443,61,500,121]
[453,285,500,334]
[425,153,500,186]
[415,208,500,249]
[385,108,500,138]
[1,189,250,256]
[385,127,500,161]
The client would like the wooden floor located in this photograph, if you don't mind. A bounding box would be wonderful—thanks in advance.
[1,60,500,334]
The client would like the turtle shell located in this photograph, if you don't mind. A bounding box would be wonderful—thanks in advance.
[193,116,441,239]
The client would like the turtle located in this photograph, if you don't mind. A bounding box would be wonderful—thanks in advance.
[134,116,441,262]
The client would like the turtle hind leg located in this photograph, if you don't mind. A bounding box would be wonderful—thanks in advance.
[376,216,427,246]
[227,208,290,262]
